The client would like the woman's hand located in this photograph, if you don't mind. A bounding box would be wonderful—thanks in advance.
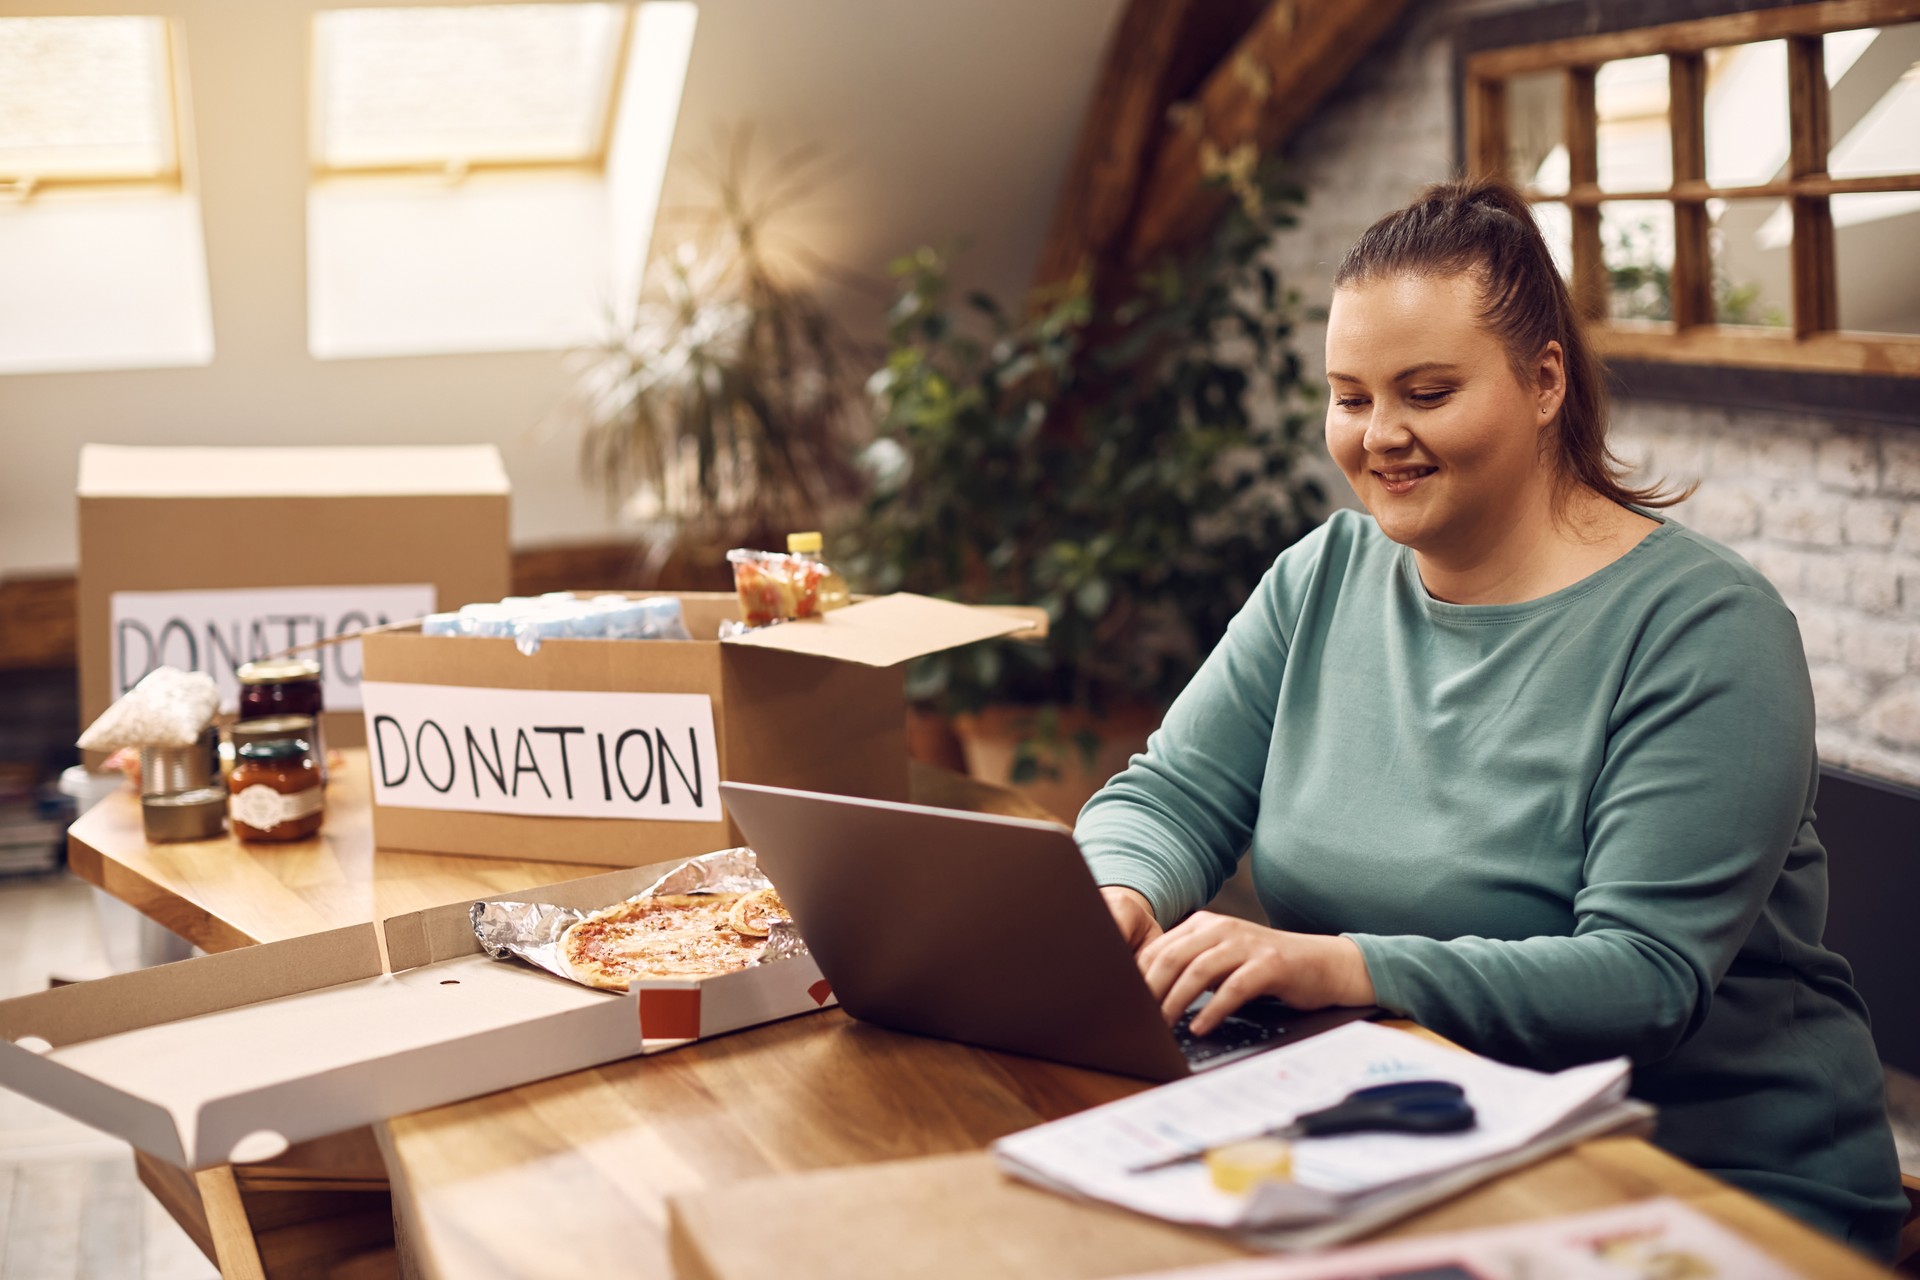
[1137,912,1376,1035]
[1101,885,1163,953]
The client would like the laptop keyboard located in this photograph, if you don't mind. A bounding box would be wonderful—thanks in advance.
[1172,1008,1285,1064]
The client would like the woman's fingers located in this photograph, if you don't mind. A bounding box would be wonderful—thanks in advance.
[1137,910,1227,974]
[1189,964,1275,1036]
[1138,912,1229,997]
[1141,914,1262,1023]
[1158,942,1240,1025]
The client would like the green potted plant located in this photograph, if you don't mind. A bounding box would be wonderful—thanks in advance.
[550,137,868,576]
[840,167,1327,817]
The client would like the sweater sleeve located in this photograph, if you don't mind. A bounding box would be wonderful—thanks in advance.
[1074,550,1297,924]
[1348,582,1815,1069]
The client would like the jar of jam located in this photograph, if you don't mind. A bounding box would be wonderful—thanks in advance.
[228,737,324,842]
[236,659,326,782]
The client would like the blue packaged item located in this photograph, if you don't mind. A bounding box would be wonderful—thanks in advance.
[456,603,518,638]
[600,596,692,641]
[420,612,462,636]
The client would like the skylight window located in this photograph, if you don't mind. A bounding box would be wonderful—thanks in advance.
[0,16,177,191]
[311,4,627,173]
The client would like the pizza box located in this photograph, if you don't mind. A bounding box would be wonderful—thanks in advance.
[358,591,1041,865]
[78,443,511,750]
[0,862,835,1172]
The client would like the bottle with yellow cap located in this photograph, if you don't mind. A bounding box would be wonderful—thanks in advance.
[787,531,850,613]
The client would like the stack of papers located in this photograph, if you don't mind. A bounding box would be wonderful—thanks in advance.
[993,1022,1650,1249]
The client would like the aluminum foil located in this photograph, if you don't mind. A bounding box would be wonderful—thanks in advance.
[471,847,809,988]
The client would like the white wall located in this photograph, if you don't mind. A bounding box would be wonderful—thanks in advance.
[0,0,1125,575]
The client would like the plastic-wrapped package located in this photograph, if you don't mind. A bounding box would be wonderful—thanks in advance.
[599,596,693,641]
[456,603,518,637]
[509,594,692,655]
[727,543,850,629]
[435,593,693,654]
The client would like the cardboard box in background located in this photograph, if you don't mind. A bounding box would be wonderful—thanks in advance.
[360,592,1038,865]
[77,444,512,748]
[0,862,835,1172]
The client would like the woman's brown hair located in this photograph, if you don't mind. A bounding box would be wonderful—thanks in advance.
[1332,176,1688,510]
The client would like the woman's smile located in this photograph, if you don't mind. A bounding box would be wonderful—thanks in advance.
[1372,463,1438,495]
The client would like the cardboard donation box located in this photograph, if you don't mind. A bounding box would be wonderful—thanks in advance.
[359,593,1037,864]
[77,444,512,749]
[0,863,835,1171]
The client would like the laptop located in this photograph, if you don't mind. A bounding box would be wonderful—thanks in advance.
[720,781,1379,1082]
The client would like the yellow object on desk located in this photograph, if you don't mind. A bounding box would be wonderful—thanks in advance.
[1206,1138,1295,1193]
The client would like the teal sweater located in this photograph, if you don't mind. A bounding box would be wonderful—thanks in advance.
[1078,509,1905,1259]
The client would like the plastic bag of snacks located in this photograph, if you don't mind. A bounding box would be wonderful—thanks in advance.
[727,533,850,629]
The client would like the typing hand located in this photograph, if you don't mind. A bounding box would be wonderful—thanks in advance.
[1137,912,1376,1035]
[1100,885,1163,953]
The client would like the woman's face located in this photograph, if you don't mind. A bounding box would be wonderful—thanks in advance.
[1323,272,1562,563]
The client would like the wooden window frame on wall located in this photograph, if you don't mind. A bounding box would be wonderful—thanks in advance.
[306,4,633,182]
[1456,0,1920,422]
[0,16,185,198]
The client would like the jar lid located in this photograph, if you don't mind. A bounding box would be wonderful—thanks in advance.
[236,659,322,685]
[141,787,228,842]
[231,715,316,745]
[237,737,310,761]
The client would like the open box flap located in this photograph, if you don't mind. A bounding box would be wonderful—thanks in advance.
[720,593,1041,668]
[0,1037,189,1167]
[0,924,385,1170]
[182,961,636,1169]
[40,953,614,1169]
[0,925,383,1048]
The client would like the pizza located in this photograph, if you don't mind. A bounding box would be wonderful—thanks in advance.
[559,891,766,991]
[726,887,789,937]
[584,891,740,933]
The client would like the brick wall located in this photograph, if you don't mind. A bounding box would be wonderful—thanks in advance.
[1258,0,1920,787]
[1615,406,1920,786]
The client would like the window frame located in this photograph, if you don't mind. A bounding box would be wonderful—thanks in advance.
[305,3,635,182]
[0,15,185,197]
[1455,0,1920,418]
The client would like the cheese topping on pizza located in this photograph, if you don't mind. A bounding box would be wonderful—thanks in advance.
[560,891,766,991]
[726,887,789,937]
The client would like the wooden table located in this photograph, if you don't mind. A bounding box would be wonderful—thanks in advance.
[667,1138,1898,1280]
[66,752,1896,1280]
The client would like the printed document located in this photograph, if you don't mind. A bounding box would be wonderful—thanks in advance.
[993,1021,1632,1232]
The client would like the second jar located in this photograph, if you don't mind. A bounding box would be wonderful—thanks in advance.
[229,735,325,842]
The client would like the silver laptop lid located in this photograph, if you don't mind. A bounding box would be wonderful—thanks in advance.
[721,781,1194,1082]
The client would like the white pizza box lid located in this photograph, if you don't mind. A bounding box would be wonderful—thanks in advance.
[0,863,833,1170]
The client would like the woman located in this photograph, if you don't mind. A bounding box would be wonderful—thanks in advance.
[1078,177,1906,1259]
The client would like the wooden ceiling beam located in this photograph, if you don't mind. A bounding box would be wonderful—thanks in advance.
[1030,0,1270,292]
[1122,0,1410,268]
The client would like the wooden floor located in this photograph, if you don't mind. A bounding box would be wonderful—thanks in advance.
[0,871,214,1280]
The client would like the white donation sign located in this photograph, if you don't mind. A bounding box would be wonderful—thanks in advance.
[110,584,436,712]
[359,682,721,823]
